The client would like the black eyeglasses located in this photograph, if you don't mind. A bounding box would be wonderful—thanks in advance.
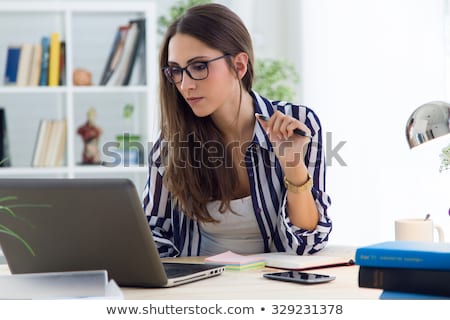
[162,54,230,84]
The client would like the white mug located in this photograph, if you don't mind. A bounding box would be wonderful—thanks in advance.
[395,218,445,242]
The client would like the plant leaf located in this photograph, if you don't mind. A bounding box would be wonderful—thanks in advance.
[0,224,35,256]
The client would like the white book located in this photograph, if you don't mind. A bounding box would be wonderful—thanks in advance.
[16,43,34,86]
[32,119,49,167]
[28,43,42,86]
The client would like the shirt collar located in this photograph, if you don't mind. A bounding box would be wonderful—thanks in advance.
[250,90,274,151]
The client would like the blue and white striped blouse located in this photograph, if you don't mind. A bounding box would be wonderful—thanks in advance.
[143,91,332,257]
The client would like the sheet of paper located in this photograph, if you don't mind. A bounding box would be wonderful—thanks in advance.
[0,269,123,299]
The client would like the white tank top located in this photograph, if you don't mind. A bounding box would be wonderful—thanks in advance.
[199,195,265,256]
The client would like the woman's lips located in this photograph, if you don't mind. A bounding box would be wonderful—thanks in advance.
[186,97,203,104]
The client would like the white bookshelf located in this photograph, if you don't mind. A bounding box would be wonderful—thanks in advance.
[0,1,159,195]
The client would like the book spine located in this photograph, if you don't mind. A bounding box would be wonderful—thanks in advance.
[39,36,50,86]
[122,18,146,85]
[16,43,34,86]
[59,41,66,86]
[0,108,10,167]
[355,247,448,270]
[358,266,450,297]
[29,43,43,86]
[48,32,60,86]
[4,46,21,85]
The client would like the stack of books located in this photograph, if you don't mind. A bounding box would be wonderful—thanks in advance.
[355,241,450,299]
[204,251,265,271]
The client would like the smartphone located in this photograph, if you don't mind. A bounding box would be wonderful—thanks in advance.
[263,271,335,284]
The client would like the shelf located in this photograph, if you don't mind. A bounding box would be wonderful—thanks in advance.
[0,1,157,191]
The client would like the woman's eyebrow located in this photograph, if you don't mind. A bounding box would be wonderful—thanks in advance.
[167,55,210,66]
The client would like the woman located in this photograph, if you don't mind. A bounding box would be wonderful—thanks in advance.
[143,3,332,257]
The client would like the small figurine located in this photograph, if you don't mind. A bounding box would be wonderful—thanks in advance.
[77,108,102,164]
[73,68,92,86]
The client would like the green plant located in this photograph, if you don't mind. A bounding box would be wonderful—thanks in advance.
[253,58,299,101]
[157,0,210,36]
[439,143,450,172]
[157,0,300,101]
[0,196,47,256]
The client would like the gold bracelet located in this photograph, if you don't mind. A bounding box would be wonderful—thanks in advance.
[284,175,313,193]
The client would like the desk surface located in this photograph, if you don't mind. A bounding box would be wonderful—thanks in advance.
[123,256,381,300]
[0,255,382,300]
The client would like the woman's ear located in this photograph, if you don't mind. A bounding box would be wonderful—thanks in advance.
[232,52,249,80]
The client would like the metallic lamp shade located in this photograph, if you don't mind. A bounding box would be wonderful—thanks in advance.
[406,101,450,148]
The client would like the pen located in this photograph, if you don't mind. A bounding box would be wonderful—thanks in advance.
[255,113,312,138]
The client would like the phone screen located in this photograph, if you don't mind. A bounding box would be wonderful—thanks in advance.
[263,271,335,284]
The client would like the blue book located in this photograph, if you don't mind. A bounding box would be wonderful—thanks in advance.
[4,46,21,85]
[39,36,50,86]
[380,291,450,300]
[359,265,450,297]
[355,241,450,270]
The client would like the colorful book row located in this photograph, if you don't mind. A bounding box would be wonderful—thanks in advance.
[3,32,65,87]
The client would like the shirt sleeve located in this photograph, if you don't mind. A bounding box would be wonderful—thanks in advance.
[142,137,180,257]
[277,106,332,254]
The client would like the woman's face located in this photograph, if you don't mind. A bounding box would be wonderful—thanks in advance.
[167,33,240,118]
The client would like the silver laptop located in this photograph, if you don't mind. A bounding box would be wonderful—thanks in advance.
[0,178,224,287]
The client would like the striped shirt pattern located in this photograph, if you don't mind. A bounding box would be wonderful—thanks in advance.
[143,91,332,257]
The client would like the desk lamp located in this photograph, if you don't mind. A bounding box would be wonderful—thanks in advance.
[406,101,450,172]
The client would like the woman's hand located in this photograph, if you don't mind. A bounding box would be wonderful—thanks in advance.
[256,111,311,168]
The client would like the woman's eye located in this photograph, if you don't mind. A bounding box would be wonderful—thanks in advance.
[171,68,182,76]
[190,63,207,72]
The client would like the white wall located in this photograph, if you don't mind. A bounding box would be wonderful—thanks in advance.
[296,0,450,246]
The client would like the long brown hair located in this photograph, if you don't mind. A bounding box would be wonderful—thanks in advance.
[158,3,254,222]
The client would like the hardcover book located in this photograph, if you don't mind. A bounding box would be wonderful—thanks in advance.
[359,265,450,297]
[48,32,60,86]
[4,45,21,85]
[39,36,50,86]
[355,241,450,270]
[0,108,10,167]
[379,291,450,300]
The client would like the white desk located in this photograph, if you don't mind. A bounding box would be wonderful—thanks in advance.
[122,257,381,300]
[0,246,383,300]
[0,259,380,300]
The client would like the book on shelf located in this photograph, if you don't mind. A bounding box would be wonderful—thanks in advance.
[32,119,67,167]
[359,265,450,297]
[122,18,146,85]
[48,32,61,86]
[28,43,43,86]
[3,45,21,85]
[16,43,34,86]
[59,41,66,86]
[204,251,265,271]
[0,108,10,167]
[354,241,450,270]
[106,21,139,86]
[39,36,50,86]
[99,25,129,85]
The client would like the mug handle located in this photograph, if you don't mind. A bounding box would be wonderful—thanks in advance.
[434,225,445,242]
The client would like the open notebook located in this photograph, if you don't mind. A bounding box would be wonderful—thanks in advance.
[0,178,224,287]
